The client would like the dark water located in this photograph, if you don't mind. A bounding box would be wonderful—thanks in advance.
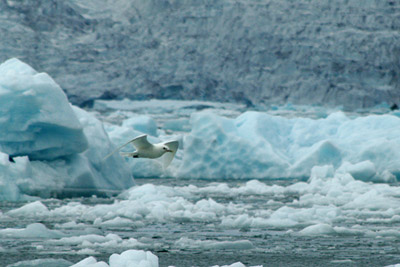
[1,179,400,267]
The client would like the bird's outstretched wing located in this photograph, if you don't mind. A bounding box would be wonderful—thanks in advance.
[103,134,151,160]
[162,140,179,169]
[131,134,152,150]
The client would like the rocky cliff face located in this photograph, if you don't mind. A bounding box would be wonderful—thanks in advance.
[1,0,399,109]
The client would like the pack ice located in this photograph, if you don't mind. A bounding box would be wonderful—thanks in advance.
[0,58,133,201]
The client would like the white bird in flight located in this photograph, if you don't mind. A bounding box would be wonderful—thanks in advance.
[104,134,179,168]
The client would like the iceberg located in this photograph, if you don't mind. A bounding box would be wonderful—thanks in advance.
[0,152,33,201]
[0,58,88,160]
[122,116,158,137]
[70,106,134,191]
[177,111,290,179]
[99,98,400,181]
[0,59,133,201]
[173,110,400,180]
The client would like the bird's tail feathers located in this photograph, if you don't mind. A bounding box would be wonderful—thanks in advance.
[120,152,137,158]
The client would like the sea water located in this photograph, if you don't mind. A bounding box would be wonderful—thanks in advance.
[2,178,400,267]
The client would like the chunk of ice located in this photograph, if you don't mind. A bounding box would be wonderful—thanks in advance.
[0,223,64,239]
[70,249,160,267]
[0,59,134,200]
[7,258,73,267]
[0,58,88,160]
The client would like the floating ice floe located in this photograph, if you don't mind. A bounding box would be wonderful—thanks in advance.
[70,249,255,267]
[3,165,400,265]
[6,258,73,267]
[70,249,158,267]
[0,58,133,201]
[175,237,254,250]
[0,223,64,239]
[212,263,262,267]
[51,233,145,250]
[7,165,400,237]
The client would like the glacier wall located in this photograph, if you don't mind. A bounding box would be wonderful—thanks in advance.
[1,0,399,108]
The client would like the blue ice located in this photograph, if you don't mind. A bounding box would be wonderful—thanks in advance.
[0,59,133,201]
